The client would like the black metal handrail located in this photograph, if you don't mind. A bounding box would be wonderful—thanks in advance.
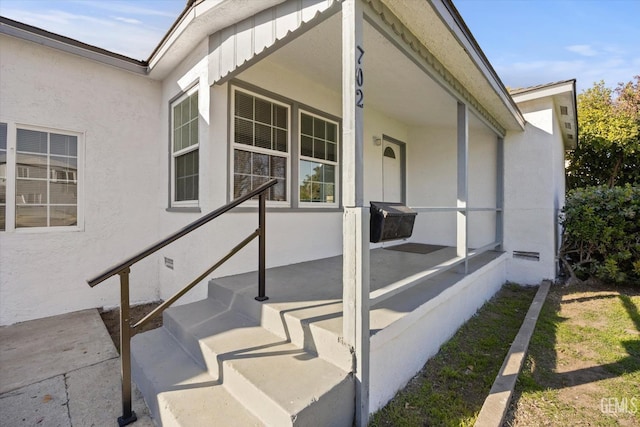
[87,179,277,426]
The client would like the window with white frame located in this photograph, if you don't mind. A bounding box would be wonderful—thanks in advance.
[0,124,82,231]
[232,89,288,202]
[171,88,199,206]
[299,111,339,205]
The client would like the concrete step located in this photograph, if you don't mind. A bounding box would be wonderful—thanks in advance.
[208,279,353,372]
[131,328,262,427]
[163,300,354,427]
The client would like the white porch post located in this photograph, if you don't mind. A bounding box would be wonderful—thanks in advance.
[457,102,469,273]
[342,0,370,425]
[496,136,504,249]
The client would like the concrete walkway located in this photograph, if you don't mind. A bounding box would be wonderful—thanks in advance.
[0,309,153,426]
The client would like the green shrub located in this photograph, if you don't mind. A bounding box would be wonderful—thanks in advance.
[559,185,640,285]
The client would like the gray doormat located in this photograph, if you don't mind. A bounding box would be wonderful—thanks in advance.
[384,243,447,254]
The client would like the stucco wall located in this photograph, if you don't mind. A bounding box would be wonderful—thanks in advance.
[369,253,507,413]
[155,56,414,303]
[407,118,498,249]
[156,56,348,303]
[0,35,162,325]
[504,97,563,284]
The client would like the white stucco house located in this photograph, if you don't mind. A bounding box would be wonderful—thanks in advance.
[0,0,577,425]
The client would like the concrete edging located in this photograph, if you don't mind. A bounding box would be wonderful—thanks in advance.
[474,280,552,427]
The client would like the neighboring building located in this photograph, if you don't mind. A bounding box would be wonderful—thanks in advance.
[0,0,577,425]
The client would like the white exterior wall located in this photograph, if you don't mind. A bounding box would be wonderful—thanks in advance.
[362,108,409,205]
[504,97,563,284]
[0,35,162,325]
[369,253,507,413]
[157,56,348,303]
[407,122,498,249]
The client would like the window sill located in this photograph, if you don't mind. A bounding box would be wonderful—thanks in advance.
[9,225,84,234]
[232,207,343,213]
[166,207,202,213]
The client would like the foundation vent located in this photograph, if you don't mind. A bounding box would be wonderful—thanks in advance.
[513,251,540,261]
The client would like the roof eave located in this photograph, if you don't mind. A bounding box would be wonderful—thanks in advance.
[0,16,148,75]
[147,0,287,80]
[430,0,526,131]
[512,79,578,150]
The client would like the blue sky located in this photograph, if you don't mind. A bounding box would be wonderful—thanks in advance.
[1,0,638,93]
[455,0,640,92]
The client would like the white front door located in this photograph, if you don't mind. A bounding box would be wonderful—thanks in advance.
[382,139,402,203]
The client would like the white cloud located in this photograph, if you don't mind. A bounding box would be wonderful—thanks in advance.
[114,16,143,25]
[1,8,165,59]
[495,55,640,92]
[69,0,179,18]
[565,44,598,57]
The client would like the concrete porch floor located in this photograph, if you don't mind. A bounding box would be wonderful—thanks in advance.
[0,246,509,426]
[212,245,504,338]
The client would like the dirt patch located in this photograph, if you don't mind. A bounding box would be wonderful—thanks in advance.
[99,302,163,353]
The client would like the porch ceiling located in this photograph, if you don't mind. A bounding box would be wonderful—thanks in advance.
[265,12,461,129]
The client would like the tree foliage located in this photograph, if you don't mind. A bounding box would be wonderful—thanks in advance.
[559,185,640,286]
[567,76,640,189]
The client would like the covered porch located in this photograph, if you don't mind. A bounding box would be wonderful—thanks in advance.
[134,0,527,424]
[207,245,507,411]
[200,0,523,423]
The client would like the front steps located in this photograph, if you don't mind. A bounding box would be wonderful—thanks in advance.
[131,286,354,426]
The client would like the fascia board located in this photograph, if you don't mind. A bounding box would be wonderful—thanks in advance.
[429,0,525,130]
[511,81,576,103]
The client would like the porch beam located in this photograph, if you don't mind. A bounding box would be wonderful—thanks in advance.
[496,137,504,249]
[457,102,469,274]
[341,1,370,426]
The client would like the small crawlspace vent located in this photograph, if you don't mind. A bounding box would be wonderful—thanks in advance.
[513,251,540,261]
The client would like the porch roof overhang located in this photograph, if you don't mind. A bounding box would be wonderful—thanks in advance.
[1,0,529,136]
[147,0,287,79]
[376,0,526,133]
[150,0,526,136]
[511,79,578,150]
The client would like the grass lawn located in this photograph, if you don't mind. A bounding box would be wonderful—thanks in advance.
[506,282,640,426]
[369,281,640,426]
[370,283,539,427]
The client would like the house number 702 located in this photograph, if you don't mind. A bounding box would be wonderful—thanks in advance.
[356,45,364,108]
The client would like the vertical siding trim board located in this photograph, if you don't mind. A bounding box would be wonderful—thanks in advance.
[208,0,341,87]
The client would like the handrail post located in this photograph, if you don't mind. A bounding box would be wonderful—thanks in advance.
[255,191,268,301]
[118,268,137,426]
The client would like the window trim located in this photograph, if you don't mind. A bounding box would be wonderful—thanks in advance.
[170,85,200,208]
[297,109,340,208]
[229,86,291,207]
[0,120,84,233]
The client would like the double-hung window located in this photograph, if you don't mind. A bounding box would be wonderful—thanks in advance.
[232,89,288,203]
[0,122,82,231]
[171,88,199,206]
[299,111,339,206]
[230,86,340,208]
